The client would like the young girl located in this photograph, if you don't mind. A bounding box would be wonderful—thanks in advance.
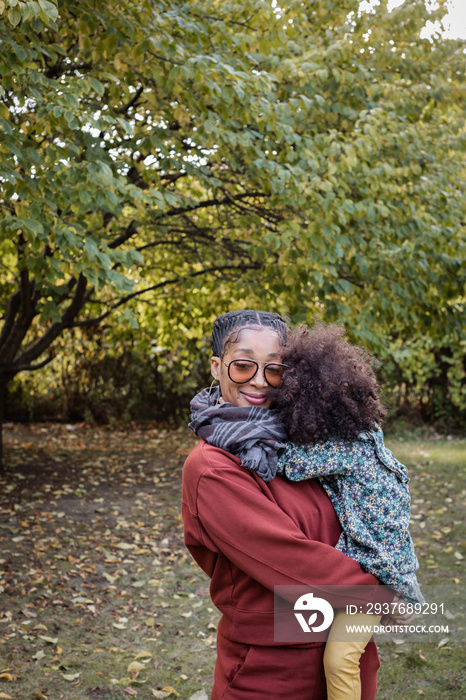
[271,322,424,700]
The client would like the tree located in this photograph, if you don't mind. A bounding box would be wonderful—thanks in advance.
[0,0,301,463]
[1,0,465,465]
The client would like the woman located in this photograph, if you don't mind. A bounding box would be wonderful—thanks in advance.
[182,310,396,700]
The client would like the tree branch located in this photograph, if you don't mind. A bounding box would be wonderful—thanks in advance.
[0,290,21,353]
[109,220,138,249]
[0,238,38,366]
[12,274,88,371]
[71,262,262,328]
[187,11,255,29]
[156,191,269,220]
[12,354,54,373]
[147,51,184,66]
[119,85,144,114]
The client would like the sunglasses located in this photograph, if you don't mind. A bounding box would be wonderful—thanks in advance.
[223,359,288,387]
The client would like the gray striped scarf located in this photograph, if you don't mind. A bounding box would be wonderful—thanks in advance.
[188,386,287,482]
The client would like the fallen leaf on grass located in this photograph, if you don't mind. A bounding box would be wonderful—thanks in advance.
[134,651,152,659]
[0,693,13,699]
[62,672,81,681]
[0,674,13,681]
[151,687,180,698]
[127,661,146,676]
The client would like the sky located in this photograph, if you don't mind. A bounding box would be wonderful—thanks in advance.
[382,0,466,38]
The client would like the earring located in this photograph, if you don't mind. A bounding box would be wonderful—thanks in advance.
[207,379,220,406]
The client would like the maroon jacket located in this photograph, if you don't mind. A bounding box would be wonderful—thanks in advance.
[182,440,393,646]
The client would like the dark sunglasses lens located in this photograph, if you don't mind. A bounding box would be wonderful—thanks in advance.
[229,360,257,383]
[264,364,285,387]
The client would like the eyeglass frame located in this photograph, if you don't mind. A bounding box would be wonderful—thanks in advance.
[222,358,289,386]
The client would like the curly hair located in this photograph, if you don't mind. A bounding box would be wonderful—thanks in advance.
[271,323,386,444]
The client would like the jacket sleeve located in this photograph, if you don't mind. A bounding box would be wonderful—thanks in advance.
[278,441,358,480]
[194,459,393,609]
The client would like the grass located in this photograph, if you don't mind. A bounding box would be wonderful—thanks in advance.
[0,424,464,699]
[377,434,466,699]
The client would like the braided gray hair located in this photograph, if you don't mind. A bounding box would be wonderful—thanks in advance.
[211,310,287,357]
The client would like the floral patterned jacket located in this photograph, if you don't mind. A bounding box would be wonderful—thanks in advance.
[277,428,424,604]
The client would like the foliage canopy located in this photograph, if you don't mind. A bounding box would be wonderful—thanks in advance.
[0,0,465,442]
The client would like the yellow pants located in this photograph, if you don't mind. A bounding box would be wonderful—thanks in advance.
[324,610,382,700]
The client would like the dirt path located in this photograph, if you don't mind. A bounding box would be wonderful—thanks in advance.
[0,422,214,699]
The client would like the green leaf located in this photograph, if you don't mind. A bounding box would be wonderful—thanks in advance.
[88,76,105,96]
[8,6,21,26]
[38,0,58,21]
[22,218,44,235]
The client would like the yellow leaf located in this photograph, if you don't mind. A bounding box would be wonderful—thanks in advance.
[134,651,152,659]
[127,661,145,675]
[0,693,13,699]
[0,674,13,681]
[150,689,181,699]
[114,57,128,72]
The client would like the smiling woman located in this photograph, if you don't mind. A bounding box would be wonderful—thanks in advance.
[182,310,393,700]
[211,325,286,409]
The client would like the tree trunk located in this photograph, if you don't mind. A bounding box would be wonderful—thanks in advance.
[0,374,7,473]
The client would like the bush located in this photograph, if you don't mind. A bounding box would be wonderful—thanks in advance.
[6,327,211,426]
